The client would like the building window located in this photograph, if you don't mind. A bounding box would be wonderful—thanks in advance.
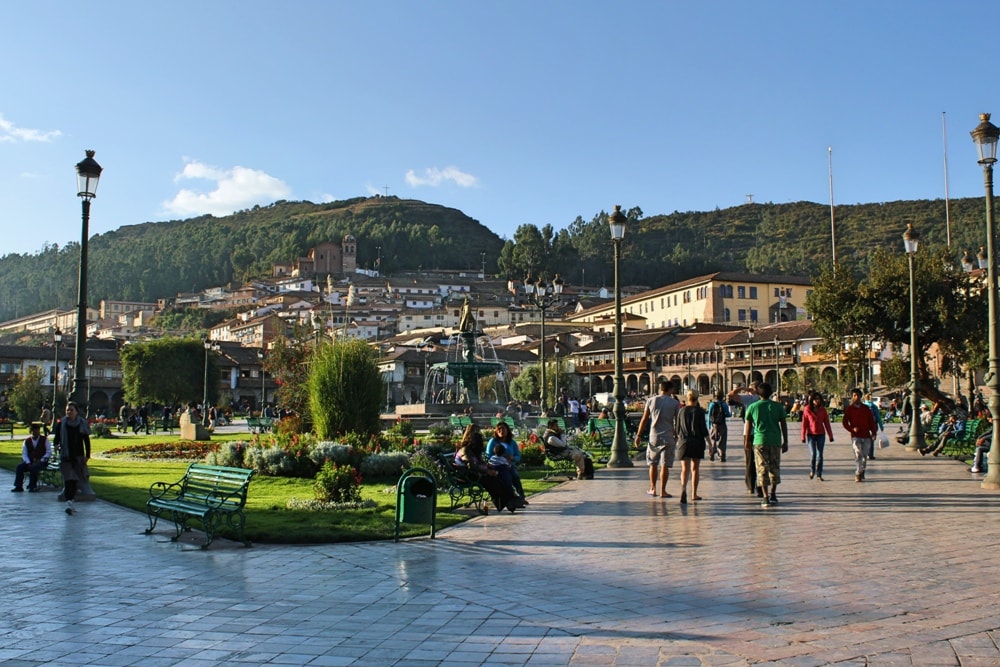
[749,287,757,299]
[724,307,731,322]
[738,309,747,322]
[775,288,780,297]
[750,309,759,322]
[737,286,746,299]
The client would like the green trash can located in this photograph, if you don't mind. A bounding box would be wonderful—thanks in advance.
[395,467,437,541]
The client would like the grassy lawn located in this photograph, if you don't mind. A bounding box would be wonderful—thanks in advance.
[0,426,563,544]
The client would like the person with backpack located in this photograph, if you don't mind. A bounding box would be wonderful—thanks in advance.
[707,391,731,461]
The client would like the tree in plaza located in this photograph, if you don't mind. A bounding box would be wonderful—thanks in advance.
[806,246,987,408]
[120,338,215,407]
[7,366,47,424]
[308,338,383,439]
[510,365,541,403]
[264,334,311,418]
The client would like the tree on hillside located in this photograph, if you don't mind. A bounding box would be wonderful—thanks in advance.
[120,338,216,407]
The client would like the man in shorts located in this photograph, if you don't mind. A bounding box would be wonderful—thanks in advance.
[635,379,680,497]
[743,382,788,508]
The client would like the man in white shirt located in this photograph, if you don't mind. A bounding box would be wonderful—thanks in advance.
[13,421,51,492]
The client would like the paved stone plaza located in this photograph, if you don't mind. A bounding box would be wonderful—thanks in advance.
[3,420,1000,666]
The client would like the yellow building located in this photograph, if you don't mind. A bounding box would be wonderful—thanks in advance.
[568,272,812,329]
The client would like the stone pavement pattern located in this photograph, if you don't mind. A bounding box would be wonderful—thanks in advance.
[2,420,1000,666]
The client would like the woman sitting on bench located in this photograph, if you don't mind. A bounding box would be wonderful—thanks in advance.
[455,424,518,514]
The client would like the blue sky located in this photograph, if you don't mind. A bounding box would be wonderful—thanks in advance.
[0,2,993,256]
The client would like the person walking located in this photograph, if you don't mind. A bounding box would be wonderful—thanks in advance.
[863,393,884,459]
[676,390,708,503]
[634,379,680,498]
[800,391,834,480]
[843,388,877,482]
[743,382,787,508]
[707,390,731,461]
[54,402,91,515]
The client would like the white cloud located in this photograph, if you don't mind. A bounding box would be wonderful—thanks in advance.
[0,113,61,143]
[163,159,292,216]
[405,166,478,188]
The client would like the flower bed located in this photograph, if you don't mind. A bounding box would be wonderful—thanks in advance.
[102,441,219,460]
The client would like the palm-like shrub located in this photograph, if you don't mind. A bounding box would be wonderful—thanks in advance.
[308,339,383,439]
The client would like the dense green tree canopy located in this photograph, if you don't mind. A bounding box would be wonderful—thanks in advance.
[120,338,217,407]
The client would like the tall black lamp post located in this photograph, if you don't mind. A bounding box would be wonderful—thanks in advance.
[203,340,219,427]
[903,222,926,451]
[607,205,633,468]
[52,328,62,412]
[525,274,563,412]
[257,349,267,414]
[86,356,94,418]
[971,113,1000,488]
[71,151,102,409]
[747,326,756,386]
[773,335,781,398]
[684,351,692,392]
[714,340,722,394]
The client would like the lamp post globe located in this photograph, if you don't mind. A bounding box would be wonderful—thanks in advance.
[70,151,101,410]
[607,204,633,468]
[971,113,1000,489]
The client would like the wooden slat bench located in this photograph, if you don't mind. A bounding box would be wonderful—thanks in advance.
[145,463,255,549]
[0,421,14,439]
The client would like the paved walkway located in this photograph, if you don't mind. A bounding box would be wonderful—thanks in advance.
[2,421,1000,666]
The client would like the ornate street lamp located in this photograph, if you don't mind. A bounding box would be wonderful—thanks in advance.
[607,205,633,468]
[747,325,756,386]
[971,113,1000,488]
[71,151,102,409]
[86,356,94,418]
[525,274,563,412]
[773,335,781,398]
[684,351,692,392]
[203,340,220,427]
[714,340,722,393]
[553,342,560,408]
[903,222,926,451]
[52,328,62,412]
[257,349,267,414]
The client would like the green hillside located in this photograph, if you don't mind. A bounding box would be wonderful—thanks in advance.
[0,195,989,322]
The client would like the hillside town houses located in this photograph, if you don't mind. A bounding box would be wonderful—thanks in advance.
[0,237,886,419]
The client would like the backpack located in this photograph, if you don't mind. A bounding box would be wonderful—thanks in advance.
[710,401,726,425]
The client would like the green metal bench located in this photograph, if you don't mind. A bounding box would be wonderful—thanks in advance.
[436,453,486,512]
[448,415,474,432]
[0,421,14,439]
[152,418,179,435]
[145,463,255,549]
[941,418,987,458]
[246,417,274,434]
[38,452,63,489]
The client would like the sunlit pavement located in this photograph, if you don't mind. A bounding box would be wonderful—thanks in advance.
[3,420,999,666]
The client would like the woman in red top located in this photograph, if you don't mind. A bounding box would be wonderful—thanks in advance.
[800,392,834,480]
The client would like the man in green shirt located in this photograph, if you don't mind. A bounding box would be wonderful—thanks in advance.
[743,382,788,508]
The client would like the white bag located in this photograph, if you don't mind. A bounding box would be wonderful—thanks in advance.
[878,431,891,449]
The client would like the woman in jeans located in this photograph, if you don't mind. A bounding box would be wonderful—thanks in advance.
[800,392,834,481]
